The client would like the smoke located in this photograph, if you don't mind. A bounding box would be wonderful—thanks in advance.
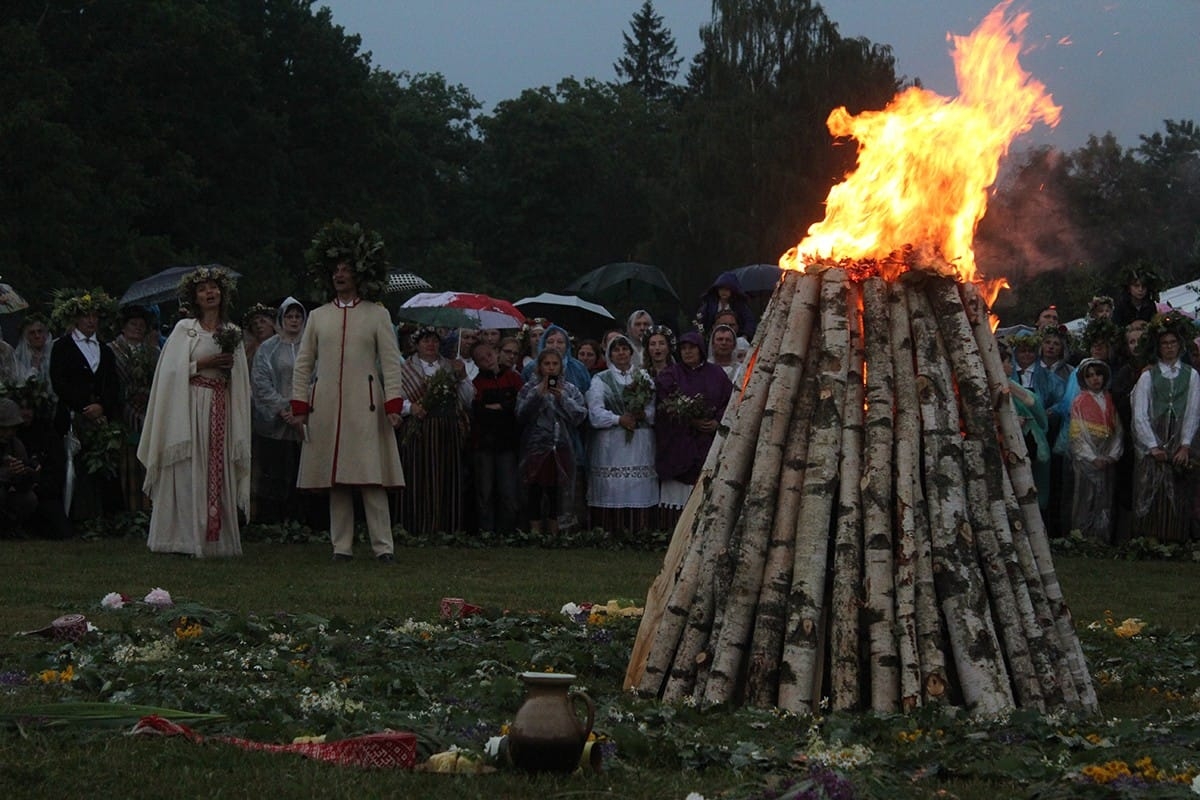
[974,146,1096,281]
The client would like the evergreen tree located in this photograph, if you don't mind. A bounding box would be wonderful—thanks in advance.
[614,1,683,101]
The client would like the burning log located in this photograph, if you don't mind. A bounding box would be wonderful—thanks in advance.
[626,267,1097,717]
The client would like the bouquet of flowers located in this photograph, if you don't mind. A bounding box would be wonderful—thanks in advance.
[661,391,709,424]
[621,371,654,443]
[213,324,244,354]
[77,417,126,478]
[403,369,460,445]
[424,369,459,414]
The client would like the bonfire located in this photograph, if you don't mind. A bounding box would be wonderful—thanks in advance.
[626,1,1096,716]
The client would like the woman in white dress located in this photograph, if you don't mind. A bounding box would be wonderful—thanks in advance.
[139,267,250,557]
[586,334,657,535]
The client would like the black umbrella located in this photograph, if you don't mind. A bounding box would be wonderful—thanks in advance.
[730,263,784,296]
[120,265,242,307]
[564,262,679,308]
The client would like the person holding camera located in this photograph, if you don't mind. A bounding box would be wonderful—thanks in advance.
[516,349,587,535]
[0,398,39,531]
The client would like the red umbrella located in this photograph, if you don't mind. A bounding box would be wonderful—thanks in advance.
[400,292,526,329]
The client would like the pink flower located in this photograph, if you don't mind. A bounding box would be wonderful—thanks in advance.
[100,592,127,610]
[143,587,174,608]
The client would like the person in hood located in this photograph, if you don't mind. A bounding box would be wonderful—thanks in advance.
[653,330,732,527]
[694,272,758,341]
[1067,358,1124,543]
[251,297,316,526]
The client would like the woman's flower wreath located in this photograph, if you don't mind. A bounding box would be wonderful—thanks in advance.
[50,288,117,332]
[1080,317,1122,353]
[1122,259,1162,297]
[178,266,237,321]
[241,302,276,330]
[642,324,677,355]
[1140,310,1198,364]
[1005,330,1041,351]
[304,220,388,302]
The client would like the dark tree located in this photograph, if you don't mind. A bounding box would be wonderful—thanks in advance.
[614,1,683,101]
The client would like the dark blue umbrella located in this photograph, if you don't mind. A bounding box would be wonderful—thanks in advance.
[730,264,783,296]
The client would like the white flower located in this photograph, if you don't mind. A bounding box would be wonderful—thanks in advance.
[144,587,173,607]
[685,793,707,800]
[101,592,126,610]
[1191,773,1200,795]
[560,602,583,618]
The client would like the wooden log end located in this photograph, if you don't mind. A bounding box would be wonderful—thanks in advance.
[924,672,948,700]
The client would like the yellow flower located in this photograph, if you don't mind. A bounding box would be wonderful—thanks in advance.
[1113,618,1145,638]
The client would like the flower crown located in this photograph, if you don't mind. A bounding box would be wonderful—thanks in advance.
[642,324,676,353]
[410,325,441,345]
[241,302,276,329]
[1088,295,1114,316]
[1122,260,1162,294]
[1005,330,1041,350]
[305,220,388,301]
[178,266,237,302]
[1079,317,1121,351]
[50,288,116,331]
[1140,310,1198,363]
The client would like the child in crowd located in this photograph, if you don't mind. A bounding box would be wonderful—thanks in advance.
[516,349,587,535]
[1067,358,1123,543]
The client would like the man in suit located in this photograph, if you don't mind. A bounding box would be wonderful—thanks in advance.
[50,290,122,519]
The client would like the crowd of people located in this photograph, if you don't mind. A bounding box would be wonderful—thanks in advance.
[3,235,1197,557]
[1001,264,1200,546]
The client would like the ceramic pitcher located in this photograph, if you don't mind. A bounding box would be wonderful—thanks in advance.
[507,671,595,773]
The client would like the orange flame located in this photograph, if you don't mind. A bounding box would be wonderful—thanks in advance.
[780,1,1060,284]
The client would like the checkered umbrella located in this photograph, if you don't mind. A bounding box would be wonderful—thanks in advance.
[384,270,432,295]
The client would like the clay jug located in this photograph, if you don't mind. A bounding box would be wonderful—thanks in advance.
[507,672,595,773]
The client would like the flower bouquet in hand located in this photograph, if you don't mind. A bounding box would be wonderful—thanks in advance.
[620,371,654,443]
[213,324,243,354]
[661,391,710,425]
[403,369,458,444]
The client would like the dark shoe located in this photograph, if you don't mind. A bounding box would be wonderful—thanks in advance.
[332,553,353,562]
[377,553,395,564]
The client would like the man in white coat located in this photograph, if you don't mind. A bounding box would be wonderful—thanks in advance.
[291,224,406,563]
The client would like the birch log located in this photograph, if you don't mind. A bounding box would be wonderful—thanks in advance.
[830,284,865,711]
[964,285,1097,711]
[702,272,822,706]
[908,284,1013,715]
[648,274,800,699]
[861,277,898,713]
[746,308,824,707]
[887,282,943,708]
[778,268,850,714]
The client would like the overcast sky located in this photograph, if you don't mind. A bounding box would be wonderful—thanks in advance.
[320,1,1199,153]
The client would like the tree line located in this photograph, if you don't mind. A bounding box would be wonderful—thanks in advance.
[2,0,1197,326]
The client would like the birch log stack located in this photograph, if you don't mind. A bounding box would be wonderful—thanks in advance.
[625,265,1097,716]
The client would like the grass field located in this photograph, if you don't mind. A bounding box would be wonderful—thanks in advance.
[1,537,1197,799]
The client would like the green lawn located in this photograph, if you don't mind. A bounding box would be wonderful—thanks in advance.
[1,538,1197,800]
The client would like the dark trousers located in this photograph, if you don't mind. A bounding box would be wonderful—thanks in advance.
[472,449,519,534]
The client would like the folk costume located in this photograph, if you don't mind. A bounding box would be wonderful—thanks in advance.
[1130,324,1200,543]
[396,338,475,535]
[49,294,123,521]
[291,298,405,556]
[1067,359,1124,543]
[586,335,658,532]
[139,318,251,557]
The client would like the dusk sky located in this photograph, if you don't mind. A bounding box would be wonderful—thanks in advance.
[321,1,1199,153]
